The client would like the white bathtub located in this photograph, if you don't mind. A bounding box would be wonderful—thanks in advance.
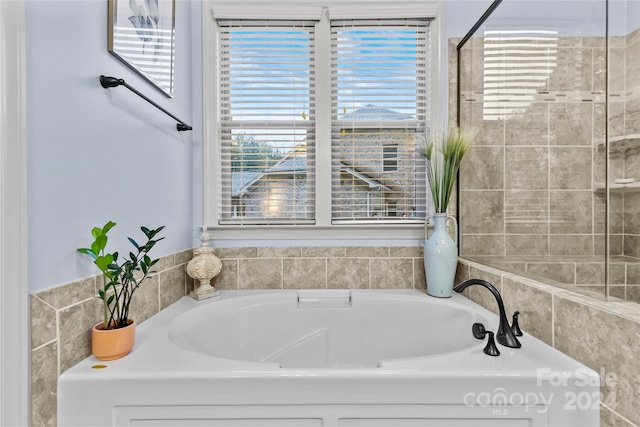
[58,290,599,426]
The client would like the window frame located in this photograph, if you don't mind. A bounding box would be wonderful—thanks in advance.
[202,0,442,242]
[215,20,317,225]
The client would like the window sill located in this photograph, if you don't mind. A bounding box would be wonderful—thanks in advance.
[203,223,426,245]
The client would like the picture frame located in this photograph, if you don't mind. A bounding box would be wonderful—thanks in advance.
[108,0,175,97]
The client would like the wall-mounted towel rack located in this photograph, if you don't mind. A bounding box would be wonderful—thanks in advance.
[99,75,192,132]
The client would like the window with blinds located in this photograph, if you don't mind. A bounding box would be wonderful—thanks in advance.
[217,20,316,225]
[331,19,429,223]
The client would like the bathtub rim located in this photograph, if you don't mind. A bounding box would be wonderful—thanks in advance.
[58,289,598,381]
[57,289,601,427]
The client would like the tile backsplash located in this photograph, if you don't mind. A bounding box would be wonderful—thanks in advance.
[29,249,192,427]
[211,246,426,291]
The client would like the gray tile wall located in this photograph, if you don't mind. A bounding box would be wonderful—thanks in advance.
[211,246,426,291]
[457,35,608,259]
[460,256,640,303]
[458,258,640,427]
[29,249,192,427]
[601,32,639,262]
[455,28,640,301]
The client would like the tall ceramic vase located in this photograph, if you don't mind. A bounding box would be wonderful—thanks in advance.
[424,213,458,298]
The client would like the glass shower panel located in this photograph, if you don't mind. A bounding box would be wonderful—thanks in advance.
[614,0,640,302]
[457,0,611,300]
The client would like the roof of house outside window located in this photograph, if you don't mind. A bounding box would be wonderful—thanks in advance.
[338,104,415,121]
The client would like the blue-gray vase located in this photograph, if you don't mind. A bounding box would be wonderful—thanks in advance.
[424,213,458,298]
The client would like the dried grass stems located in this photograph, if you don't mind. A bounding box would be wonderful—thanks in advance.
[421,127,478,213]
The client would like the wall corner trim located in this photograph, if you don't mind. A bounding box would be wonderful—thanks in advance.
[0,0,29,425]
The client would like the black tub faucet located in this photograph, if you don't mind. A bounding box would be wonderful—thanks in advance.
[453,279,521,349]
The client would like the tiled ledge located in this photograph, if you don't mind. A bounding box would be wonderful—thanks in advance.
[29,249,193,427]
[457,258,640,427]
[459,255,640,304]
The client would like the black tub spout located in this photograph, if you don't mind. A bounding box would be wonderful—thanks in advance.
[453,279,521,349]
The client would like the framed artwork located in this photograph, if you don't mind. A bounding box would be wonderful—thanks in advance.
[108,0,175,97]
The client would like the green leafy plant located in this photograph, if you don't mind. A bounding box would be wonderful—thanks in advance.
[78,221,165,330]
[421,127,478,213]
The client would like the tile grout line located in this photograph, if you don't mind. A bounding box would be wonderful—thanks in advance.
[30,293,58,311]
[547,102,551,257]
[502,116,506,257]
[324,257,328,290]
[601,402,640,427]
[55,308,61,377]
[31,337,58,353]
[412,257,416,290]
[551,293,555,349]
[157,271,162,314]
[183,266,188,297]
[236,259,240,290]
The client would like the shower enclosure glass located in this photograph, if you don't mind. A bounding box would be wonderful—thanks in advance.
[457,0,640,303]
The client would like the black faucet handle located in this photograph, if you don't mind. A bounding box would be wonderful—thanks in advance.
[511,311,523,337]
[472,322,487,339]
[472,323,500,357]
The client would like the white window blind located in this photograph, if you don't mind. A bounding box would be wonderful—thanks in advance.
[331,19,429,223]
[217,20,316,225]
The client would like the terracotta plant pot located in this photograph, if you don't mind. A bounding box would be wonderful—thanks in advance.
[92,319,136,361]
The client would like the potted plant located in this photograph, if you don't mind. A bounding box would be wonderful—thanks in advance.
[78,221,165,360]
[421,127,477,297]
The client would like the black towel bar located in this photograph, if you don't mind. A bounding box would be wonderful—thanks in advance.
[99,75,192,132]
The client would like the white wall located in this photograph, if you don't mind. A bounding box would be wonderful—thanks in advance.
[628,0,640,32]
[443,0,493,41]
[191,0,205,247]
[26,0,194,292]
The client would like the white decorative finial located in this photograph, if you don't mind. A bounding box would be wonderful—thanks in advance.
[187,225,222,301]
